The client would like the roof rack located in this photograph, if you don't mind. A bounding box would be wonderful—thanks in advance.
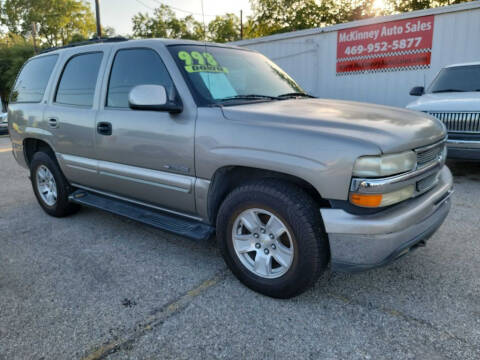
[39,37,129,54]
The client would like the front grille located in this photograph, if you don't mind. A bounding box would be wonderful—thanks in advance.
[416,142,445,167]
[427,112,480,133]
[412,140,445,196]
[416,174,438,193]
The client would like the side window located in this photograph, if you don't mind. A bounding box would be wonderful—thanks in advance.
[11,55,58,103]
[107,48,174,108]
[55,52,103,107]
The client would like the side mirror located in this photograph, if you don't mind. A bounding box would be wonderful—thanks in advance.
[128,85,182,113]
[409,86,425,96]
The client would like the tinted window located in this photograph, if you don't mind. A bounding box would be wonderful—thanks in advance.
[56,52,103,106]
[107,48,174,108]
[168,45,303,106]
[428,65,480,93]
[11,55,58,103]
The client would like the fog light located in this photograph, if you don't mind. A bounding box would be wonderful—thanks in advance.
[350,185,415,208]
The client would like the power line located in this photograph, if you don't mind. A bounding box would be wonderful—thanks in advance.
[149,0,217,17]
[135,0,155,11]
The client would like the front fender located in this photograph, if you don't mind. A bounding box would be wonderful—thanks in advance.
[195,108,380,201]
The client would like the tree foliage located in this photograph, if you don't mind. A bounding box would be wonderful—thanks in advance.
[208,14,241,43]
[0,0,96,47]
[247,0,392,37]
[131,0,473,41]
[0,35,34,106]
[132,4,204,40]
[387,0,473,12]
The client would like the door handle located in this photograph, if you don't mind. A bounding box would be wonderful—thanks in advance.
[48,118,58,128]
[97,122,112,136]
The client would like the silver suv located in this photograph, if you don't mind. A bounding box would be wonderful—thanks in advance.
[8,38,453,298]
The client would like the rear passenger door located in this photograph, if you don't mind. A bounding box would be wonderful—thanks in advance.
[44,51,106,188]
[94,46,196,215]
[8,54,59,160]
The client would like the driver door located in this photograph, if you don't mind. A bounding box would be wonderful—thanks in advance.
[94,46,196,215]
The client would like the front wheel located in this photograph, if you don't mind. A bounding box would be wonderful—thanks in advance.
[216,180,329,298]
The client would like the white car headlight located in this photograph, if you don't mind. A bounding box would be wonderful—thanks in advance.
[352,151,417,177]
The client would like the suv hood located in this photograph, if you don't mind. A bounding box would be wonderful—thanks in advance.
[221,98,445,153]
[407,92,480,112]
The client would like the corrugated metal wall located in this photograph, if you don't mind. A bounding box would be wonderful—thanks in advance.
[235,2,480,108]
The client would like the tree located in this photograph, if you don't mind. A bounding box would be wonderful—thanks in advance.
[388,0,473,12]
[248,0,337,36]
[208,14,240,43]
[132,4,204,40]
[247,0,384,37]
[330,0,384,23]
[0,34,34,106]
[0,0,96,47]
[247,0,474,38]
[69,25,118,45]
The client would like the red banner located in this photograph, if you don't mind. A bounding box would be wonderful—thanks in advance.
[336,15,434,75]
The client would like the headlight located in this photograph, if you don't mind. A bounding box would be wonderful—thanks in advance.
[352,151,417,177]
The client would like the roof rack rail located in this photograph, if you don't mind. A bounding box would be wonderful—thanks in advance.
[39,37,129,54]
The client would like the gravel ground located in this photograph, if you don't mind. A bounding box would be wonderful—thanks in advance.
[0,135,479,360]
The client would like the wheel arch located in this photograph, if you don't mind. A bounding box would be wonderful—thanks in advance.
[206,165,330,225]
[23,138,56,167]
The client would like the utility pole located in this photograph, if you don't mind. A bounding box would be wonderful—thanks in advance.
[95,0,102,38]
[32,23,38,54]
[240,10,243,40]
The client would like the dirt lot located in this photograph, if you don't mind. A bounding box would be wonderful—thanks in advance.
[0,135,479,359]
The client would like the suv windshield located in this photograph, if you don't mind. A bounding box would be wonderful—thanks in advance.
[168,45,305,106]
[428,65,480,93]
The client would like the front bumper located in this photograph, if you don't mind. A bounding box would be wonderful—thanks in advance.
[447,139,480,160]
[321,166,453,272]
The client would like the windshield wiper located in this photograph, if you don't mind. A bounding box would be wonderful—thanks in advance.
[277,92,316,99]
[431,89,466,93]
[217,94,279,102]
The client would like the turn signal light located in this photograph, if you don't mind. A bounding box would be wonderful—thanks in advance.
[350,193,383,208]
[350,185,415,208]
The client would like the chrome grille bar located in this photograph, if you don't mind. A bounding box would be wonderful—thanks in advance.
[427,112,480,133]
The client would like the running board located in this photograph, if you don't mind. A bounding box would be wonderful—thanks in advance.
[68,190,215,241]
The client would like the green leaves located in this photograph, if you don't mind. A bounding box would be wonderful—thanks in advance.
[0,0,96,47]
[389,0,473,13]
[0,36,34,106]
[208,14,241,43]
[131,4,204,40]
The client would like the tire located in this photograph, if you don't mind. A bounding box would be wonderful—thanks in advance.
[30,151,79,217]
[216,179,329,298]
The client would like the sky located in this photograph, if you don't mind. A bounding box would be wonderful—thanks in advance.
[85,0,253,36]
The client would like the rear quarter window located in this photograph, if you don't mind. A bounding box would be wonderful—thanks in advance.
[10,55,59,103]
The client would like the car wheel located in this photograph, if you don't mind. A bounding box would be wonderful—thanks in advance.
[216,179,329,298]
[30,151,79,217]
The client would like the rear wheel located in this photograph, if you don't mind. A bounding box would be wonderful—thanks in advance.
[216,180,329,298]
[30,151,79,217]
